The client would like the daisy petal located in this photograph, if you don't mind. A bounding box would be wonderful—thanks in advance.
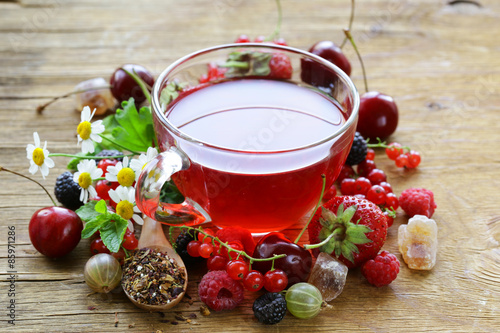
[28,163,38,175]
[87,186,97,199]
[44,157,55,168]
[132,214,144,225]
[127,220,134,232]
[33,132,40,147]
[109,189,120,204]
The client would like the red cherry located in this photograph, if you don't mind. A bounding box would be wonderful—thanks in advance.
[308,41,352,76]
[357,92,399,141]
[264,269,288,292]
[29,207,83,258]
[243,270,265,292]
[109,64,154,104]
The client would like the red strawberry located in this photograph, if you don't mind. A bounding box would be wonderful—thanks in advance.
[215,226,256,255]
[268,52,292,79]
[307,196,388,268]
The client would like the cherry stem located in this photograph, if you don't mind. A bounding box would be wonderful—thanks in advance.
[36,85,111,114]
[0,166,57,206]
[120,67,152,105]
[294,174,326,244]
[170,226,286,264]
[343,28,369,93]
[267,0,283,41]
[340,0,356,49]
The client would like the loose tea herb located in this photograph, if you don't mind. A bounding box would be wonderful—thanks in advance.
[122,248,186,305]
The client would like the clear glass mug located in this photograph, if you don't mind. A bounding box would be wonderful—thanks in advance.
[136,43,359,234]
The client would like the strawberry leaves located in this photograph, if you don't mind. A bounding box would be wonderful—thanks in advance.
[223,51,273,77]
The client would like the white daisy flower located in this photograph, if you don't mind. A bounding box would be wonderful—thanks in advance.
[130,147,159,174]
[73,159,103,203]
[105,156,137,189]
[109,186,144,227]
[26,132,55,179]
[77,106,105,154]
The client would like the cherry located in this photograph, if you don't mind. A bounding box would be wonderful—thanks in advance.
[308,41,352,76]
[264,269,288,293]
[29,207,83,258]
[252,232,312,288]
[109,64,154,104]
[243,270,265,292]
[357,91,399,141]
[90,237,110,255]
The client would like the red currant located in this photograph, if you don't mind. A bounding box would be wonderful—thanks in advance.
[234,34,251,43]
[187,240,202,257]
[366,185,387,205]
[385,142,403,160]
[198,228,215,243]
[122,229,138,250]
[366,148,376,160]
[264,269,288,293]
[243,270,265,292]
[379,181,393,193]
[323,185,337,202]
[367,169,387,185]
[226,260,249,280]
[254,35,266,43]
[395,154,409,168]
[336,164,356,183]
[384,211,395,228]
[407,151,421,168]
[198,242,214,259]
[90,238,110,255]
[97,158,118,174]
[354,177,372,195]
[95,180,119,202]
[385,192,399,210]
[207,254,228,271]
[111,248,126,265]
[222,240,245,259]
[340,178,356,195]
[357,159,376,177]
[273,37,288,46]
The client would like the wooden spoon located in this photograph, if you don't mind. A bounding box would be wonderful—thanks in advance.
[122,216,187,311]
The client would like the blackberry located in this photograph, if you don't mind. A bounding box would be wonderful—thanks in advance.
[345,132,367,166]
[96,149,123,162]
[54,171,83,210]
[174,230,204,266]
[253,292,287,325]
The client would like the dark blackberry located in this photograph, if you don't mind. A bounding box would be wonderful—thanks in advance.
[174,230,205,266]
[54,171,83,211]
[345,132,367,166]
[253,292,287,325]
[96,149,123,162]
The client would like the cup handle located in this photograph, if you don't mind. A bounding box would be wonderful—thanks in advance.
[135,147,211,226]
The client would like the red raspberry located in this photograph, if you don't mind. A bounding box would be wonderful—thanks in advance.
[198,270,244,311]
[216,226,256,255]
[361,251,400,287]
[268,52,292,79]
[399,188,436,218]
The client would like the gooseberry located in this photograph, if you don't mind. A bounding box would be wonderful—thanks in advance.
[84,253,122,293]
[285,282,323,319]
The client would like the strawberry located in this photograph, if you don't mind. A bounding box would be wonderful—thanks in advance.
[307,196,388,268]
[268,52,292,79]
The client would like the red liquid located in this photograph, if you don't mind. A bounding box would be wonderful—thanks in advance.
[164,79,354,233]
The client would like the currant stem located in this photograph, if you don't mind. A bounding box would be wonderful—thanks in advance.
[343,28,369,93]
[120,67,152,105]
[0,166,57,206]
[294,174,326,244]
[36,85,111,114]
[366,138,411,152]
[340,0,356,49]
[267,0,283,41]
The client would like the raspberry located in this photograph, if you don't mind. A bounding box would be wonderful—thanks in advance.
[175,230,205,266]
[54,171,83,210]
[252,292,287,325]
[268,52,292,80]
[215,226,256,255]
[96,149,123,162]
[361,250,400,287]
[198,270,244,311]
[399,188,436,218]
[345,132,367,166]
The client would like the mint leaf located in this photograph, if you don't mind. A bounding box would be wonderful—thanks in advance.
[81,215,107,239]
[94,199,108,215]
[100,214,128,253]
[111,99,154,152]
[76,201,100,223]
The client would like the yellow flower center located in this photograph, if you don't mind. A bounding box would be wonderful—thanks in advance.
[116,200,134,220]
[32,148,45,166]
[77,121,92,140]
[117,167,135,187]
[78,172,92,189]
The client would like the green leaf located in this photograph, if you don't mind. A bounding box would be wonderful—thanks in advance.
[160,180,185,204]
[81,215,107,239]
[224,51,272,77]
[76,201,100,223]
[94,199,108,215]
[111,99,154,152]
[99,214,128,253]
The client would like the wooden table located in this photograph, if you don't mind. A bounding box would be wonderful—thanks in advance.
[1,0,499,331]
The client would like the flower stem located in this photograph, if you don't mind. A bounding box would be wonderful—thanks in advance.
[36,85,111,114]
[343,28,369,93]
[340,0,356,49]
[49,153,134,159]
[267,0,283,41]
[294,174,326,244]
[0,166,57,206]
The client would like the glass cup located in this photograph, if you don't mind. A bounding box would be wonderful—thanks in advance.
[136,43,359,234]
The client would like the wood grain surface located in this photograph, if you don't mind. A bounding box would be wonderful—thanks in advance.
[1,0,499,332]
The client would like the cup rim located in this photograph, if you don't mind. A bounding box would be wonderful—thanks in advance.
[152,43,359,154]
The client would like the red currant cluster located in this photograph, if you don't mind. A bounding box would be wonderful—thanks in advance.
[385,143,421,169]
[185,229,289,293]
[89,228,138,264]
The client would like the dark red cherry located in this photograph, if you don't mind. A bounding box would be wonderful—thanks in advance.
[252,232,312,288]
[109,64,155,104]
[309,41,351,76]
[357,91,399,141]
